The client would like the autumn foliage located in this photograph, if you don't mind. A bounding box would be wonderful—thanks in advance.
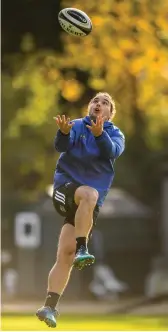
[2,0,168,204]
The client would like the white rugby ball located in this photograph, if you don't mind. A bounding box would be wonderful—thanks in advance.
[58,8,92,37]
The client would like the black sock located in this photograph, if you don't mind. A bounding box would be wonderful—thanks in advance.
[76,237,87,252]
[44,292,60,309]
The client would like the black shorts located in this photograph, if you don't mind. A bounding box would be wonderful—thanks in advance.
[53,182,99,227]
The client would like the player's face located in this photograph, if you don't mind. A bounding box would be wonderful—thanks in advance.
[88,94,112,121]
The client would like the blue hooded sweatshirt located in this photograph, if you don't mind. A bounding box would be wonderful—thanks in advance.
[53,116,125,206]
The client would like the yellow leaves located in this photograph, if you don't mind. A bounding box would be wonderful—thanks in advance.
[8,51,66,134]
[62,0,112,14]
[109,48,123,61]
[156,16,168,33]
[89,78,106,90]
[47,69,60,82]
[92,15,104,27]
[13,53,62,90]
[129,44,166,76]
[145,96,168,149]
[138,73,168,137]
[42,67,60,84]
[116,1,131,15]
[90,56,105,70]
[96,1,114,13]
[140,82,155,104]
[136,19,152,34]
[130,58,144,75]
[13,73,26,89]
[118,39,136,54]
[61,79,84,102]
[5,0,168,144]
[13,89,54,127]
[146,47,158,59]
[8,66,61,135]
[161,65,168,80]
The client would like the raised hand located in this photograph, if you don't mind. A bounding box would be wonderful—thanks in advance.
[53,115,74,135]
[86,116,107,137]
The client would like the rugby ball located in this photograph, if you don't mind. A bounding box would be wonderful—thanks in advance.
[58,8,92,37]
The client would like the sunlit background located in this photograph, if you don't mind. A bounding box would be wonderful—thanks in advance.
[1,0,168,330]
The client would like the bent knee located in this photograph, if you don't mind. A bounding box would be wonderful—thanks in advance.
[75,186,99,206]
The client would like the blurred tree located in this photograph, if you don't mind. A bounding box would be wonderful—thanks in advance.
[2,0,168,205]
[60,0,168,136]
[59,0,168,204]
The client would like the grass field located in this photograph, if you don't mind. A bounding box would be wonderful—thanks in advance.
[1,314,168,331]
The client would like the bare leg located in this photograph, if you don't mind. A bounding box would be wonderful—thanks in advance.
[47,223,76,294]
[74,186,98,238]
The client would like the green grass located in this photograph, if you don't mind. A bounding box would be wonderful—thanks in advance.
[1,314,168,331]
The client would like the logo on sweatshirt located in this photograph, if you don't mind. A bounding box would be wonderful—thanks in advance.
[80,135,86,140]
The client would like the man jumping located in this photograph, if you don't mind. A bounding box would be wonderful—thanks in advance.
[36,92,125,328]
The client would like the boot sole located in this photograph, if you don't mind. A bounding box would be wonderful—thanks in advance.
[36,312,56,328]
[73,256,95,270]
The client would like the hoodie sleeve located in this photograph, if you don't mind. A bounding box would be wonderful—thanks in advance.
[54,129,74,152]
[95,127,125,159]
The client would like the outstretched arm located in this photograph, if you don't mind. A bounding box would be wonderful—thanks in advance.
[54,115,74,152]
[95,129,125,159]
[86,116,125,159]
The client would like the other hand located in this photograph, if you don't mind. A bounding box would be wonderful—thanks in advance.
[86,116,107,137]
[53,115,74,134]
